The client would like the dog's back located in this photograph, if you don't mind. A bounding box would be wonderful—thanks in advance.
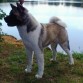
[41,23,68,48]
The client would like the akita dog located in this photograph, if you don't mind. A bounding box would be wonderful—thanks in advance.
[4,3,74,79]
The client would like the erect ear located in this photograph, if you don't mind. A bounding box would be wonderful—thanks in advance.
[16,2,25,12]
[10,4,17,10]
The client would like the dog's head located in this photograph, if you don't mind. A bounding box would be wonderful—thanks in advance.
[4,3,28,26]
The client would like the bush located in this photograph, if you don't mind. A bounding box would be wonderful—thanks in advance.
[0,8,6,42]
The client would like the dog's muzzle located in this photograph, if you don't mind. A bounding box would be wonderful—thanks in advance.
[4,16,12,26]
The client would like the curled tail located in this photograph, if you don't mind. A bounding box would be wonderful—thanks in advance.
[49,16,67,28]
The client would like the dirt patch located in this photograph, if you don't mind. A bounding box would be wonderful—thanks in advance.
[2,35,23,46]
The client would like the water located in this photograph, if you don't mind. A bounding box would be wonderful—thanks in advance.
[0,2,83,52]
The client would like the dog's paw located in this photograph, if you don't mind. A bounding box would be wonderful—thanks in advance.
[69,58,74,65]
[35,74,42,79]
[50,58,56,62]
[69,62,74,65]
[25,68,32,73]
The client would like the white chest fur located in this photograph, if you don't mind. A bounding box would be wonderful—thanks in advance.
[17,24,41,50]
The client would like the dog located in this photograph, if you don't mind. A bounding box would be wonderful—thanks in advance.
[4,3,74,79]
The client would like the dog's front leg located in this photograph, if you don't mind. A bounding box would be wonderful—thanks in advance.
[34,48,44,79]
[25,48,33,73]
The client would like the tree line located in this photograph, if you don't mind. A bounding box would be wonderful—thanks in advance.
[1,0,83,2]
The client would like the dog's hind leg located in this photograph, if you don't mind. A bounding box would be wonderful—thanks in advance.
[59,40,74,65]
[25,48,34,73]
[50,43,58,61]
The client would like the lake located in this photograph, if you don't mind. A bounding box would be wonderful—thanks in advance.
[0,2,83,53]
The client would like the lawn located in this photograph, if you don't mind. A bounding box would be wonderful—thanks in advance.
[0,42,83,83]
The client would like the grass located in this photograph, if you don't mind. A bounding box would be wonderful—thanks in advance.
[0,42,83,83]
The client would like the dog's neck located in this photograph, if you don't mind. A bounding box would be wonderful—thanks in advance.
[26,13,39,33]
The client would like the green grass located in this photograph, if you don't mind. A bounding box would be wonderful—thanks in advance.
[0,43,83,83]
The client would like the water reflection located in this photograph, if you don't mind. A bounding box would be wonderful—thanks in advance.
[0,0,83,7]
[0,2,83,52]
[25,1,83,8]
[47,1,83,7]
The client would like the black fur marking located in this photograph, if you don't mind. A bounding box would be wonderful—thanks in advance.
[4,11,23,26]
[40,24,44,35]
[67,40,70,50]
[38,24,44,51]
[27,20,37,33]
[4,4,37,33]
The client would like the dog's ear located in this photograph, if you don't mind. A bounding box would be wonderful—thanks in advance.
[10,4,17,10]
[16,2,25,12]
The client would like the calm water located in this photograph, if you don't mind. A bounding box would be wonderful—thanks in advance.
[0,2,83,52]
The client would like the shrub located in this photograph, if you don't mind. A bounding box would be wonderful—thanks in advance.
[0,8,6,42]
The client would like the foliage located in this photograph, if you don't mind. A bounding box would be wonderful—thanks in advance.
[0,8,6,42]
[0,9,6,25]
[0,44,83,83]
[0,0,7,3]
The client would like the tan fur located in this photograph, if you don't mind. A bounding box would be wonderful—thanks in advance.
[41,23,68,47]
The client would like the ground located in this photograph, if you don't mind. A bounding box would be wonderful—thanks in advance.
[0,35,83,83]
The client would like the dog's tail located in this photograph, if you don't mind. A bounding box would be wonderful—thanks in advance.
[49,16,67,28]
